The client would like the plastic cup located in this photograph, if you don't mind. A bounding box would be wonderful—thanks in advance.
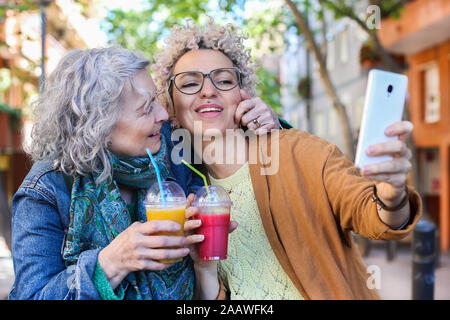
[192,185,232,261]
[144,181,187,263]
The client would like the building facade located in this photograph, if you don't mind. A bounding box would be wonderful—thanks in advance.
[280,2,371,158]
[378,0,450,252]
[280,0,450,252]
[0,0,106,248]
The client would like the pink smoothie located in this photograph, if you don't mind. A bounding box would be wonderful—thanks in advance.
[196,211,230,260]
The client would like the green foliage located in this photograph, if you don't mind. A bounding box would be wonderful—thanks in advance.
[0,68,11,92]
[368,0,411,19]
[240,4,293,56]
[0,0,39,18]
[256,67,282,115]
[0,102,21,129]
[359,39,380,64]
[102,0,408,115]
[297,75,311,99]
[104,8,158,59]
[103,0,214,59]
[319,0,408,24]
[103,0,285,112]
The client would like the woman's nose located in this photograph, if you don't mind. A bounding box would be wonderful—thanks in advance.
[154,103,169,123]
[200,77,218,98]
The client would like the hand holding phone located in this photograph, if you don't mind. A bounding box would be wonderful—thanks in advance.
[355,69,414,203]
[355,69,408,168]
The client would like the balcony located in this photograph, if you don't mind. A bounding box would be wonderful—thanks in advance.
[377,0,450,55]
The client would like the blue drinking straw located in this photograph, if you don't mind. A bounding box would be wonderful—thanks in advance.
[146,148,165,203]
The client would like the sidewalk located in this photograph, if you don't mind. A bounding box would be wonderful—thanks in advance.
[0,236,449,300]
[362,240,450,300]
[0,236,13,300]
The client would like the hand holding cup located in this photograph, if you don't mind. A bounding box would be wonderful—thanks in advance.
[185,193,237,266]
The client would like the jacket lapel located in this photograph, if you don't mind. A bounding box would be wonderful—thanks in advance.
[248,133,310,299]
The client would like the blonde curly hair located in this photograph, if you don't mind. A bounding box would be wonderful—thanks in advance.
[151,18,258,116]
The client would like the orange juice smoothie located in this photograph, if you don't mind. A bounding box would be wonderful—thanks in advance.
[146,206,186,236]
[146,205,186,263]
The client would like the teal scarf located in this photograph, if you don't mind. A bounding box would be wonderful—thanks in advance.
[63,137,194,300]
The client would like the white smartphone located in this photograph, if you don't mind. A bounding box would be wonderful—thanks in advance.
[354,69,408,168]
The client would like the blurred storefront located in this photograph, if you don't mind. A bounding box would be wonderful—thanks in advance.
[378,0,450,251]
[0,0,106,248]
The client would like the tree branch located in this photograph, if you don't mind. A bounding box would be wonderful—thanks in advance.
[320,0,403,72]
[285,0,355,158]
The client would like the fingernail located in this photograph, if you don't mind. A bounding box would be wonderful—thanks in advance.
[194,234,204,242]
[363,167,371,175]
[184,248,190,255]
[368,146,376,155]
[385,127,394,135]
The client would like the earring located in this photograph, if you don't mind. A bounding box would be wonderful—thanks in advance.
[170,117,180,129]
[106,141,112,150]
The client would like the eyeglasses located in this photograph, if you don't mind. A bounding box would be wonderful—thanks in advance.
[169,67,241,95]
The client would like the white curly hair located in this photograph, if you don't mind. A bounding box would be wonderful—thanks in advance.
[151,18,258,116]
[27,46,151,183]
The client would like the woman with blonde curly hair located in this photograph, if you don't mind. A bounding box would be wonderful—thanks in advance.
[153,19,423,300]
[152,19,286,133]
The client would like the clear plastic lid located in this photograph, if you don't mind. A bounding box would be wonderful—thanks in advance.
[192,185,233,207]
[144,181,187,206]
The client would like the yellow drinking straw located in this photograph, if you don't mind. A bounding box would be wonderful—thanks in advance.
[181,159,210,195]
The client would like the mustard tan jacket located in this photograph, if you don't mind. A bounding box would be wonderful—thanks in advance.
[246,129,422,300]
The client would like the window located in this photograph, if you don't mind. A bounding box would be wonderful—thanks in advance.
[289,109,299,130]
[354,96,365,130]
[312,53,320,80]
[0,68,11,102]
[340,29,349,64]
[423,63,440,123]
[328,107,338,138]
[314,110,327,138]
[326,38,335,70]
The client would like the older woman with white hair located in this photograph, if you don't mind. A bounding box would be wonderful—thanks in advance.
[8,45,284,300]
[9,46,195,300]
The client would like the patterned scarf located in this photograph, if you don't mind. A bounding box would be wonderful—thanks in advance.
[62,137,194,300]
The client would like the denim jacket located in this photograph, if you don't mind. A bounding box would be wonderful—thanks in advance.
[9,121,202,300]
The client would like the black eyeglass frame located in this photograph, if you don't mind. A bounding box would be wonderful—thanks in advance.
[168,67,242,95]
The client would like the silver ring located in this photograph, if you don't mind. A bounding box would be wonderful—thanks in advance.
[252,118,262,128]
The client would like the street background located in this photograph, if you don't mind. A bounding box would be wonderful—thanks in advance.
[1,0,449,300]
[1,235,449,300]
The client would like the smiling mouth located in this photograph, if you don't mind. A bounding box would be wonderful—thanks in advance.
[195,104,223,117]
[148,131,161,138]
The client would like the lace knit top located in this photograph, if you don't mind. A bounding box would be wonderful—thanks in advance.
[209,163,303,300]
